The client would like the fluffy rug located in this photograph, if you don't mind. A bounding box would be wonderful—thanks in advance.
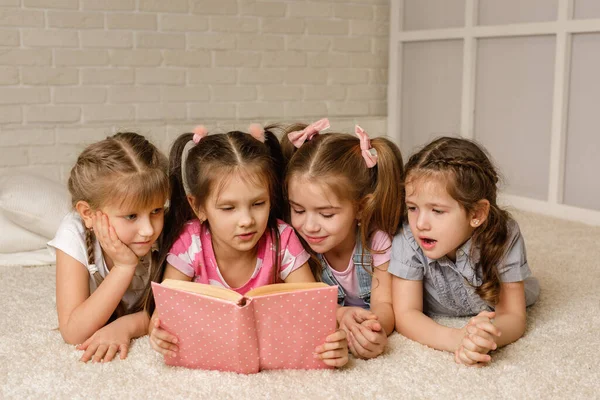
[1,211,598,399]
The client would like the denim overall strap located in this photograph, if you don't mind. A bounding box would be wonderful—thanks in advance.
[353,235,373,307]
[318,254,346,305]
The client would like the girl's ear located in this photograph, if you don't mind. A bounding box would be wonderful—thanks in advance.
[187,195,207,222]
[75,200,93,229]
[470,199,490,228]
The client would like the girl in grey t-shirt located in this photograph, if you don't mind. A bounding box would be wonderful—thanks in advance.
[389,137,539,367]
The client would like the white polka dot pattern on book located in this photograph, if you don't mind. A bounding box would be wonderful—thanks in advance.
[152,283,338,374]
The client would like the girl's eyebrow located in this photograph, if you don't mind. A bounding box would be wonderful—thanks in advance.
[289,200,341,210]
[216,194,268,204]
[405,199,450,208]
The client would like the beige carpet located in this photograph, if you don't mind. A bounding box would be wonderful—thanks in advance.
[1,210,598,399]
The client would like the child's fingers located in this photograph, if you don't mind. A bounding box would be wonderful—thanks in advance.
[102,344,119,363]
[361,318,383,332]
[119,344,129,360]
[466,325,494,341]
[461,336,486,354]
[324,329,347,343]
[319,352,348,368]
[76,336,92,351]
[350,324,382,349]
[315,334,347,355]
[152,334,179,352]
[476,311,496,320]
[316,348,348,361]
[475,321,502,337]
[92,344,108,363]
[461,346,491,364]
[348,331,381,359]
[80,342,100,363]
[351,308,378,324]
[457,347,478,366]
[153,327,179,346]
[150,340,175,357]
[467,331,497,351]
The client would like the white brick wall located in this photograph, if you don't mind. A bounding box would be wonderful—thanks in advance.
[0,0,389,182]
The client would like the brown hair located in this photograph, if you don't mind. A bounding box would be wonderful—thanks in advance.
[146,126,286,315]
[404,136,510,305]
[68,132,169,321]
[281,124,405,278]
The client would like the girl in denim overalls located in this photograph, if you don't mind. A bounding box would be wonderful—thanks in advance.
[281,119,405,359]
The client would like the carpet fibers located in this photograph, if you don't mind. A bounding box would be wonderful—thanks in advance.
[1,211,598,399]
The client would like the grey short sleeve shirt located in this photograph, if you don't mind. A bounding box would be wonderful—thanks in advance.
[388,219,533,317]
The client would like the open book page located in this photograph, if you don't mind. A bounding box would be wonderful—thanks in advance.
[251,285,338,370]
[245,281,329,297]
[160,279,243,303]
[152,282,260,374]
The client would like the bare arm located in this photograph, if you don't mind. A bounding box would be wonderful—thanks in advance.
[392,276,463,352]
[282,262,316,283]
[491,281,527,347]
[56,249,136,344]
[369,261,394,336]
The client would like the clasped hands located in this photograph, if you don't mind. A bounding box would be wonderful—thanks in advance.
[454,311,501,367]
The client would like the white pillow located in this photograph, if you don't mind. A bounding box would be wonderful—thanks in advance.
[0,212,48,253]
[0,173,71,240]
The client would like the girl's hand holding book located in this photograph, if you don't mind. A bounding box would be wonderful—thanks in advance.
[149,318,179,357]
[92,211,138,270]
[313,329,348,368]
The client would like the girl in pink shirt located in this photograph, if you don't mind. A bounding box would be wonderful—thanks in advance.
[148,124,348,368]
[282,120,405,359]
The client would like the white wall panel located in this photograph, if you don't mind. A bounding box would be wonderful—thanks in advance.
[403,0,465,31]
[563,33,600,211]
[474,36,555,200]
[400,40,463,154]
[573,0,600,19]
[478,0,558,25]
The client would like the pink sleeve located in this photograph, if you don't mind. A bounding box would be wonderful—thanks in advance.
[277,221,310,279]
[370,230,392,267]
[166,222,201,278]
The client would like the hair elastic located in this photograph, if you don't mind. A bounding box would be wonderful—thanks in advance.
[287,118,330,148]
[182,125,208,195]
[355,125,377,168]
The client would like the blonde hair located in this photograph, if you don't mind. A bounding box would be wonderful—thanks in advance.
[68,132,169,320]
[281,124,405,278]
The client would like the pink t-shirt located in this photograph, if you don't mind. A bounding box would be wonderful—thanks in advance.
[327,230,392,307]
[166,219,310,295]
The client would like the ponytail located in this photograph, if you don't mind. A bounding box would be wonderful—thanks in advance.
[358,137,405,254]
[472,204,509,305]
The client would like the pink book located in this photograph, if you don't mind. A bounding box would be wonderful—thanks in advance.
[151,280,338,374]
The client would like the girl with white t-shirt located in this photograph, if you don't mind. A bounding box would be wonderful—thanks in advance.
[148,125,348,368]
[48,132,169,363]
[281,120,405,359]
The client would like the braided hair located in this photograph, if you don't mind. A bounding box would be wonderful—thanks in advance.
[405,137,510,305]
[68,132,169,321]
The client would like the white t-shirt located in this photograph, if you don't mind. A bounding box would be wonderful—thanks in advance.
[47,211,150,314]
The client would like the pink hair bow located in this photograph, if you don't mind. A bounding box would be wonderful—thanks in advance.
[192,125,208,143]
[355,125,377,168]
[248,123,265,143]
[287,118,330,148]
